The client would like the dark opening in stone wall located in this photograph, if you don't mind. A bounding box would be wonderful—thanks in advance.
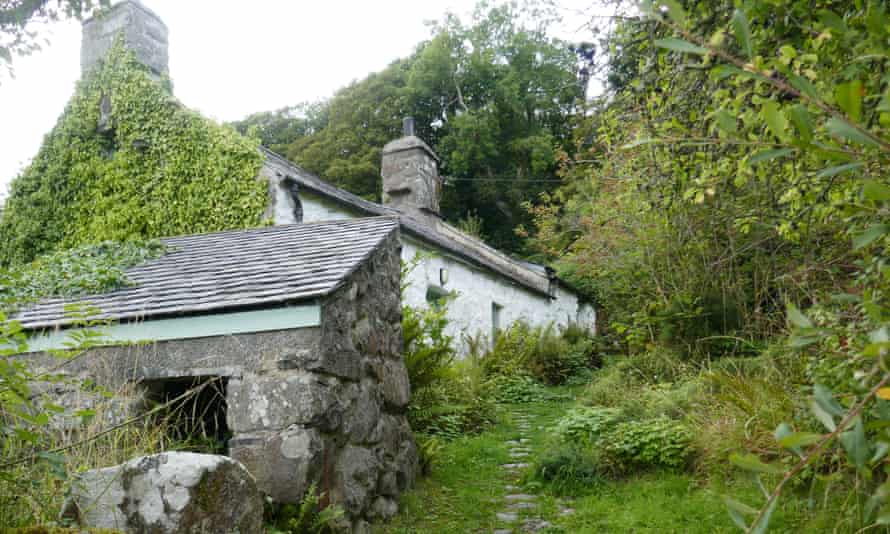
[143,376,230,455]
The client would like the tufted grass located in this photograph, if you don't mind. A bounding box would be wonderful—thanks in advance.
[376,385,843,533]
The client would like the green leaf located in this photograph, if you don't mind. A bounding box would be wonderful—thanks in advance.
[714,109,737,134]
[788,74,818,100]
[751,497,778,534]
[731,9,753,60]
[819,9,847,34]
[778,432,822,449]
[724,496,755,530]
[853,225,890,250]
[786,302,813,329]
[748,148,793,165]
[835,80,864,122]
[762,101,787,141]
[654,38,708,55]
[658,0,687,25]
[810,400,837,432]
[863,181,890,202]
[815,162,864,179]
[826,117,880,148]
[729,453,785,474]
[814,384,845,416]
[787,105,814,142]
[840,418,870,470]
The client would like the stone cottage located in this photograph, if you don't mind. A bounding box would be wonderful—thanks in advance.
[17,217,417,528]
[77,0,597,355]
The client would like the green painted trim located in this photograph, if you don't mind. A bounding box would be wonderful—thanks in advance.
[23,305,321,353]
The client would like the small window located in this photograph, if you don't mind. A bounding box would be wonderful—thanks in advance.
[426,286,449,310]
[492,302,503,341]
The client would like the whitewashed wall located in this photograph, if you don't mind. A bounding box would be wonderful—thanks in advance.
[294,190,596,352]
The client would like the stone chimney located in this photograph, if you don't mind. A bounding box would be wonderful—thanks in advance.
[381,117,441,217]
[80,0,169,78]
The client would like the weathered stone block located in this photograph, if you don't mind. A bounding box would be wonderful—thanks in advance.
[333,445,380,516]
[228,426,324,503]
[227,372,342,433]
[371,358,410,410]
[343,380,382,444]
[62,452,262,533]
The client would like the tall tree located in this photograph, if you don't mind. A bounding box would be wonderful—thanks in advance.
[258,2,588,252]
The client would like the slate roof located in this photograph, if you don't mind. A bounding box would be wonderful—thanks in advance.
[261,148,553,297]
[15,217,399,330]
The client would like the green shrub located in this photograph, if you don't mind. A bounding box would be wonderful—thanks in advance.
[483,321,537,377]
[266,484,344,534]
[402,303,455,392]
[554,406,622,444]
[532,444,607,494]
[484,321,595,385]
[560,321,594,346]
[485,374,551,404]
[604,418,693,472]
[408,377,497,439]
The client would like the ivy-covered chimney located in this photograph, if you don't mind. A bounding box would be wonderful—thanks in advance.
[80,0,169,79]
[381,118,441,217]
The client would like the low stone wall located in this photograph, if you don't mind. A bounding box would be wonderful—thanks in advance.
[26,231,415,531]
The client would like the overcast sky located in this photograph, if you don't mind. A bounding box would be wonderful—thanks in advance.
[0,0,602,200]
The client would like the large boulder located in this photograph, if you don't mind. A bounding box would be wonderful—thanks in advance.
[62,451,263,533]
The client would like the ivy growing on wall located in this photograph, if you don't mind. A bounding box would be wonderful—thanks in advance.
[0,40,267,267]
[0,240,166,302]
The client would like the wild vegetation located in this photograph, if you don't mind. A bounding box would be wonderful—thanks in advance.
[0,40,266,268]
[2,0,890,531]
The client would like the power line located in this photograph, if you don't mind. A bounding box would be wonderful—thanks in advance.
[443,177,566,183]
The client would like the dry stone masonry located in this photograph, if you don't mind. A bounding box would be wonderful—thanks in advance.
[21,220,415,532]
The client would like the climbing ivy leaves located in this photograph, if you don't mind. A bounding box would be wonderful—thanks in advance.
[0,40,267,267]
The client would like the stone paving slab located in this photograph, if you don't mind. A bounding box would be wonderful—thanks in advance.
[508,502,537,510]
[501,463,530,469]
[505,494,537,501]
[497,511,519,522]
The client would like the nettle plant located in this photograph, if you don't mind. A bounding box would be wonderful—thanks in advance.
[639,0,890,531]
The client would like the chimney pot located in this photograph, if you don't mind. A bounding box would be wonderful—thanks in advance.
[381,124,440,217]
[80,0,169,79]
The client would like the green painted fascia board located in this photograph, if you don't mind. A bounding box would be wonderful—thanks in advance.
[22,304,321,354]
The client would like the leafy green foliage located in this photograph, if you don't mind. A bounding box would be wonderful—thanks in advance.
[0,40,266,267]
[485,374,551,404]
[554,406,622,444]
[265,2,587,252]
[482,320,595,385]
[266,484,344,534]
[605,419,693,471]
[0,1,107,80]
[402,303,455,393]
[0,240,166,302]
[402,259,496,440]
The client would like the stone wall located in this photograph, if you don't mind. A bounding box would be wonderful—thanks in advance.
[228,230,415,530]
[26,230,413,531]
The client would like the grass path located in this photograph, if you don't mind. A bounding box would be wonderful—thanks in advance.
[377,389,825,533]
[376,394,579,534]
